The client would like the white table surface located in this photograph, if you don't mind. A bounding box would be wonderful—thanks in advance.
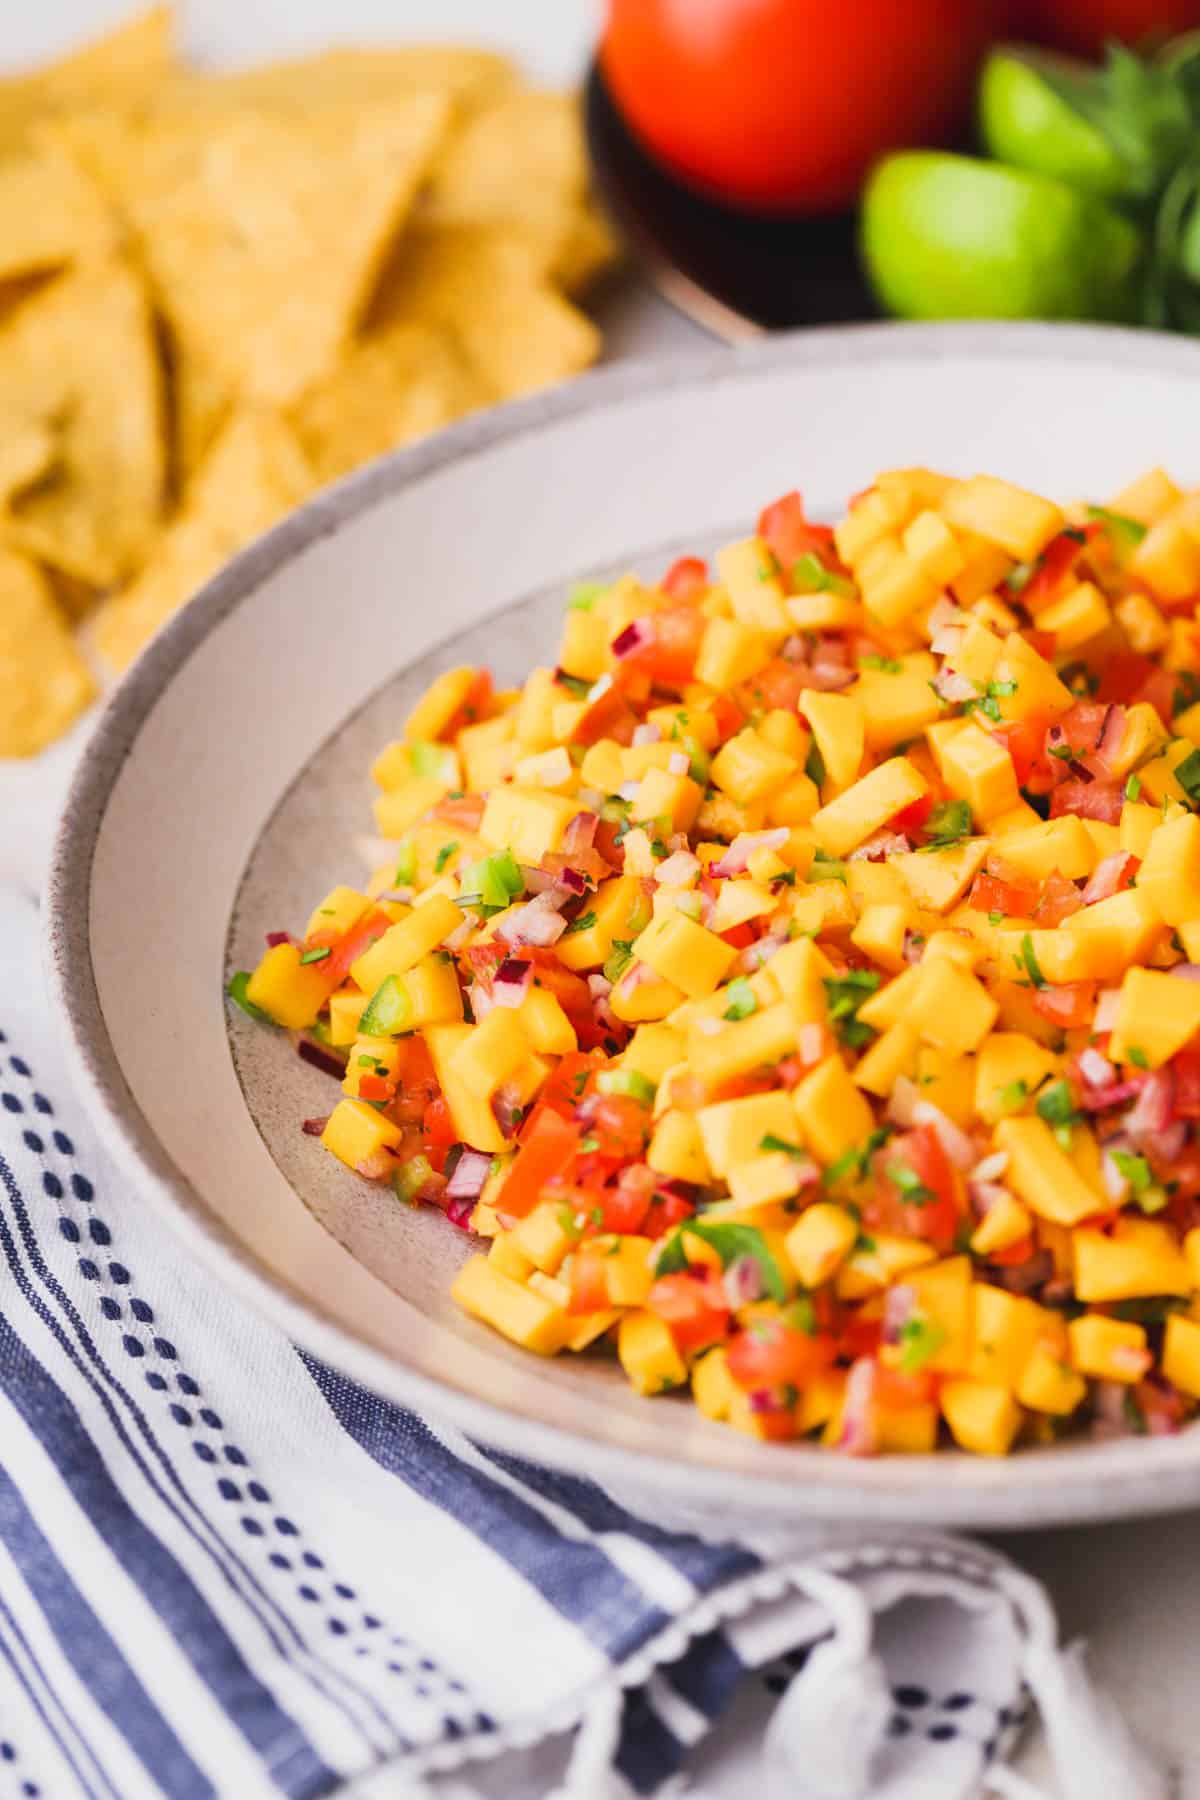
[4,6,1199,1792]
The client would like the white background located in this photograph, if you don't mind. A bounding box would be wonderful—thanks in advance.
[3,5,1200,1792]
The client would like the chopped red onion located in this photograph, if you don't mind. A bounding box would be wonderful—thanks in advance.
[561,812,599,855]
[796,1022,826,1066]
[913,1099,976,1169]
[849,830,911,862]
[971,1149,1009,1184]
[933,667,977,704]
[1127,1067,1175,1140]
[1091,1380,1132,1439]
[747,1386,791,1416]
[1111,1343,1153,1380]
[446,1148,494,1203]
[1081,853,1133,905]
[611,621,650,659]
[1079,1079,1142,1114]
[805,661,857,692]
[297,1038,347,1080]
[993,1250,1054,1294]
[492,957,534,1007]
[887,1076,920,1128]
[709,828,789,879]
[491,1087,523,1140]
[467,981,495,1021]
[1079,1047,1116,1088]
[266,930,294,948]
[1093,702,1127,772]
[656,849,700,888]
[902,931,926,966]
[882,1283,916,1347]
[444,917,474,953]
[1101,1150,1132,1205]
[1093,988,1122,1033]
[616,961,655,999]
[667,750,690,776]
[587,973,613,1000]
[970,1180,1012,1216]
[929,624,966,656]
[617,780,639,803]
[837,1358,879,1457]
[495,895,568,948]
[301,1116,329,1136]
[631,722,662,747]
[444,1194,478,1231]
[928,597,967,634]
[723,1255,765,1308]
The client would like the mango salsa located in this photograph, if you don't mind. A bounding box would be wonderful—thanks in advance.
[229,465,1200,1460]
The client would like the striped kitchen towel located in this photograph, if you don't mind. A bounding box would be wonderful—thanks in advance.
[0,885,1164,1800]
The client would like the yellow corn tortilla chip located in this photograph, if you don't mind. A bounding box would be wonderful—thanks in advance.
[0,548,95,757]
[289,322,480,487]
[53,93,452,472]
[0,141,117,283]
[0,255,165,587]
[0,421,56,507]
[0,7,174,155]
[151,44,516,120]
[425,89,589,226]
[95,408,313,672]
[369,226,601,403]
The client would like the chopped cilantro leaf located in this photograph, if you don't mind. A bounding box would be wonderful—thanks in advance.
[1086,505,1147,551]
[1127,1045,1150,1069]
[860,652,903,673]
[988,909,1005,925]
[760,1133,807,1158]
[922,798,972,849]
[823,970,881,1050]
[433,840,459,874]
[898,1316,947,1373]
[1035,1079,1078,1127]
[564,910,597,936]
[996,1078,1028,1114]
[226,971,273,1024]
[723,977,758,1021]
[1175,748,1200,808]
[792,551,854,597]
[805,741,826,787]
[886,1162,935,1205]
[809,848,847,884]
[1020,932,1046,988]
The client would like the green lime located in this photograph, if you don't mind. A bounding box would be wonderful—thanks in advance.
[979,47,1128,199]
[860,153,1142,324]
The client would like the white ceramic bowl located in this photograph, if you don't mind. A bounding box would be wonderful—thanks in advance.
[48,322,1200,1529]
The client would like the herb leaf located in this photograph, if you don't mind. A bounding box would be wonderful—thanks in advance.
[655,1221,788,1301]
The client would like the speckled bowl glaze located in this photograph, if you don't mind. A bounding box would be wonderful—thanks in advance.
[47,323,1200,1527]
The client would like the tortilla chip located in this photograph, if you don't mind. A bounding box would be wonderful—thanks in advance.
[289,322,480,486]
[0,256,165,588]
[0,141,117,284]
[0,548,95,756]
[369,226,601,403]
[95,408,313,671]
[0,421,56,507]
[425,89,589,227]
[0,8,174,156]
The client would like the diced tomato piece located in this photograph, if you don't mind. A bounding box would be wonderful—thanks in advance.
[1021,527,1097,613]
[1171,1048,1200,1120]
[736,655,808,715]
[1080,853,1138,904]
[726,1316,835,1389]
[719,921,758,951]
[317,907,394,990]
[434,793,485,830]
[1032,982,1097,1030]
[875,1364,937,1409]
[1025,629,1057,660]
[594,1165,657,1235]
[421,1094,457,1172]
[708,692,745,743]
[443,669,494,739]
[529,1049,606,1121]
[867,1124,962,1251]
[641,1191,695,1240]
[968,872,1038,917]
[499,1108,582,1219]
[567,1242,614,1315]
[1049,778,1123,823]
[587,1093,651,1162]
[648,1269,730,1353]
[358,1073,393,1103]
[989,1235,1036,1267]
[890,793,933,834]
[837,1312,884,1363]
[1099,651,1177,726]
[757,490,835,571]
[623,602,707,689]
[661,555,709,601]
[572,679,643,747]
[1055,700,1108,755]
[1032,871,1083,927]
[993,712,1054,791]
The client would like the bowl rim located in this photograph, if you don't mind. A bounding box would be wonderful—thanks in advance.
[46,319,1200,1526]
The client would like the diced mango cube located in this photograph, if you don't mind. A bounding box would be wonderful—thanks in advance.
[695,616,772,689]
[940,1380,1023,1455]
[452,1256,570,1355]
[1108,967,1200,1070]
[970,1193,1034,1257]
[801,691,865,789]
[350,894,462,993]
[1073,1219,1193,1302]
[618,1310,688,1394]
[1017,1345,1086,1415]
[812,757,929,857]
[305,886,372,941]
[1067,1314,1149,1383]
[320,1098,403,1173]
[893,839,988,914]
[994,1117,1103,1226]
[633,911,737,999]
[974,1033,1058,1125]
[1162,1313,1200,1399]
[793,1055,875,1166]
[784,1203,858,1287]
[478,786,581,863]
[245,943,333,1030]
[647,1110,711,1184]
[1037,580,1110,651]
[940,474,1063,561]
[717,537,792,634]
[907,958,998,1056]
[697,1091,801,1177]
[936,720,1019,822]
[711,728,797,806]
[1136,809,1200,927]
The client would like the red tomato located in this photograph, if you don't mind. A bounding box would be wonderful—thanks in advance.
[648,1270,730,1353]
[875,1364,937,1409]
[589,1093,650,1162]
[1032,871,1084,927]
[891,793,934,834]
[1020,527,1096,614]
[968,872,1038,917]
[994,713,1054,791]
[433,793,485,831]
[443,669,494,739]
[737,656,808,715]
[1171,1049,1200,1120]
[989,1235,1037,1267]
[868,1124,961,1250]
[757,491,836,568]
[726,1317,834,1389]
[594,1165,657,1235]
[708,692,746,743]
[1055,700,1109,755]
[1032,982,1097,1031]
[499,1109,581,1219]
[1049,777,1123,823]
[661,555,709,601]
[358,1073,393,1103]
[1021,0,1200,56]
[624,603,707,689]
[568,1243,614,1316]
[601,1,994,215]
[314,906,393,991]
[1098,652,1176,726]
[641,1191,696,1240]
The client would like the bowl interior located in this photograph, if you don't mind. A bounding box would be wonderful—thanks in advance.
[57,325,1200,1526]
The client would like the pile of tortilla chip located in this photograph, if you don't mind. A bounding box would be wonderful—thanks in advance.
[0,6,619,757]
